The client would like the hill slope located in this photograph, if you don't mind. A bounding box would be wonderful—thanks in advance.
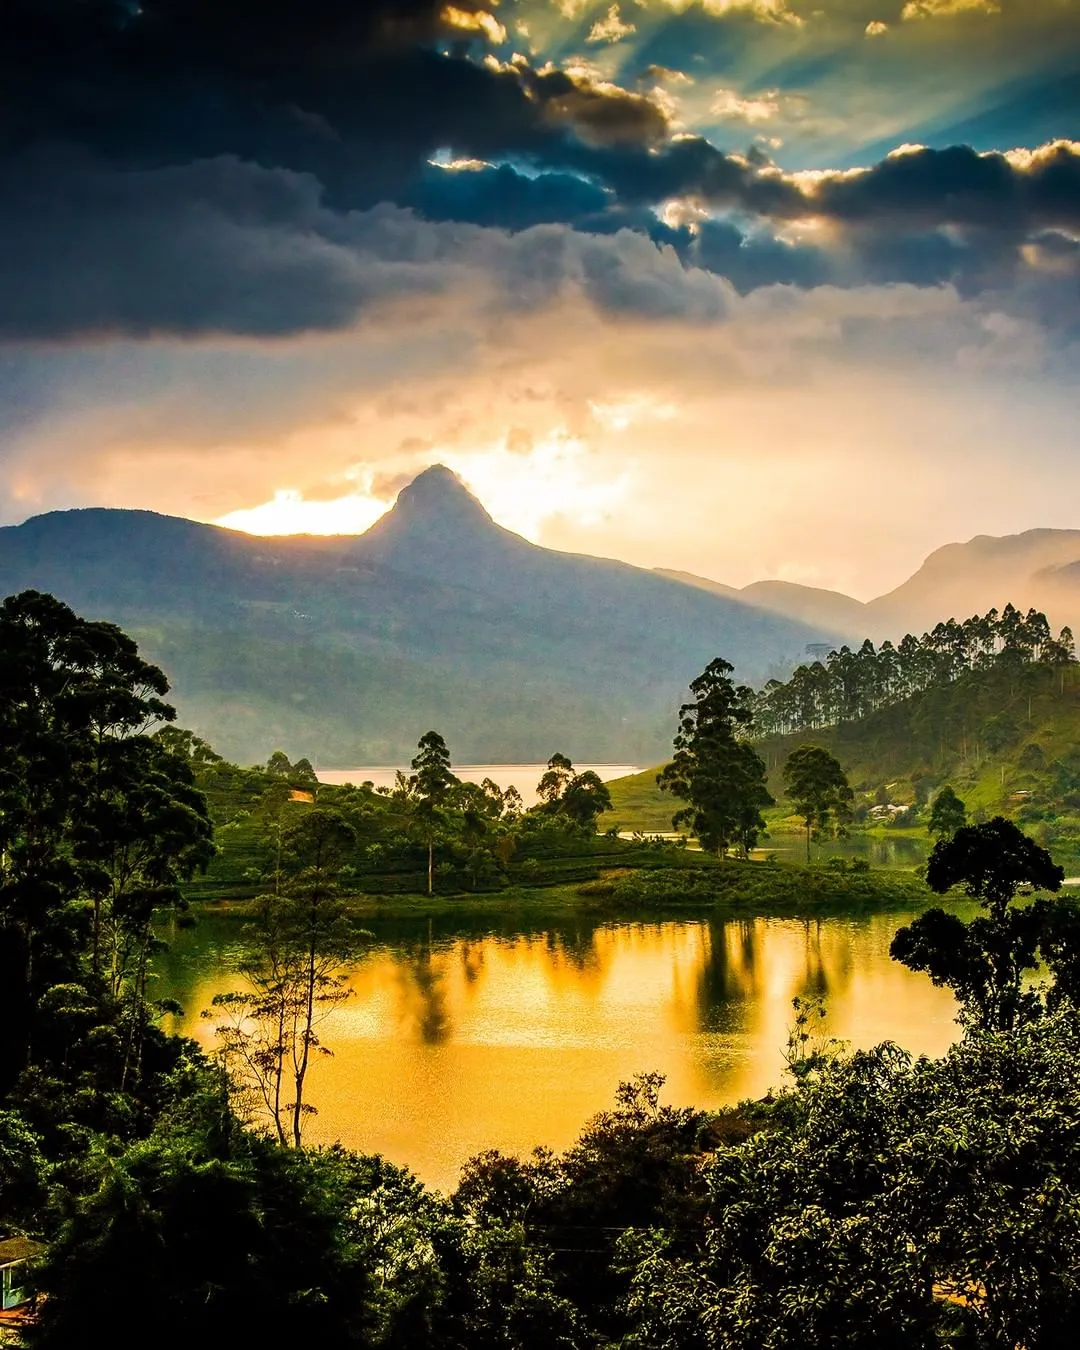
[608,660,1080,857]
[663,529,1080,646]
[0,467,838,766]
[656,569,871,640]
[865,529,1080,637]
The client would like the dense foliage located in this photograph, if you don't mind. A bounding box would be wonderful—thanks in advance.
[781,745,854,861]
[754,604,1075,737]
[658,659,773,857]
[4,591,1080,1350]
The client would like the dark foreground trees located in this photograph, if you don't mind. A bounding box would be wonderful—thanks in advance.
[658,659,773,857]
[891,816,1080,1030]
[621,1013,1080,1350]
[0,589,213,1100]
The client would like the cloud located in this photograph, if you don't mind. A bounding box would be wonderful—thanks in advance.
[586,4,636,44]
[865,20,889,37]
[2,131,1079,346]
[441,5,507,43]
[800,139,1080,233]
[0,150,739,343]
[658,0,801,23]
[901,0,1001,19]
[710,89,784,123]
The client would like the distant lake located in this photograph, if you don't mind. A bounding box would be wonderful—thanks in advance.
[317,763,641,809]
[158,901,970,1193]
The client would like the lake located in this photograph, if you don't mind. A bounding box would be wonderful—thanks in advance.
[157,901,969,1192]
[316,763,641,809]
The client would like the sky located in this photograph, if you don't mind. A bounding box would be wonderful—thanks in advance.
[1,0,1078,598]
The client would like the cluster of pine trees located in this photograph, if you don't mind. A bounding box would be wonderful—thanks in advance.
[753,604,1075,736]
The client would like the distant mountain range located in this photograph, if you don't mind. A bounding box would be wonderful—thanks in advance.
[4,467,1078,765]
[660,528,1080,644]
[0,467,837,766]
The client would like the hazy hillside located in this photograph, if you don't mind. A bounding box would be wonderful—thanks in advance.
[662,528,1080,645]
[865,529,1080,636]
[0,467,837,766]
[655,569,870,639]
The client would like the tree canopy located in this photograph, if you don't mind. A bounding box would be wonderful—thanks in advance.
[658,659,773,857]
[781,745,853,862]
[928,784,966,840]
[892,817,1075,1030]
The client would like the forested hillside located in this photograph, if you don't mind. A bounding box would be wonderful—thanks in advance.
[609,605,1080,855]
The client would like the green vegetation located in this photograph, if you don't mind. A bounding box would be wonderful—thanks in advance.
[577,857,924,914]
[6,590,1080,1347]
[782,744,854,862]
[753,603,1074,735]
[182,745,708,907]
[657,658,773,858]
[610,627,1080,866]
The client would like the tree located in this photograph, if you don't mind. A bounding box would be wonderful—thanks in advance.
[559,771,613,831]
[153,726,222,767]
[927,785,966,841]
[535,756,613,832]
[28,1104,378,1350]
[782,745,853,862]
[890,817,1072,1030]
[0,590,211,1097]
[291,757,319,792]
[536,753,575,809]
[410,732,458,896]
[75,735,214,1088]
[266,750,293,778]
[657,659,771,857]
[212,809,366,1146]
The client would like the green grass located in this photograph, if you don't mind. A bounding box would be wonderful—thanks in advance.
[604,766,678,834]
[192,856,928,925]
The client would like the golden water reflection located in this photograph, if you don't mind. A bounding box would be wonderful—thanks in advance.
[164,911,965,1192]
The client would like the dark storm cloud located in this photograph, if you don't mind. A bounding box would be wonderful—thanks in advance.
[0,154,454,340]
[0,0,668,202]
[0,150,732,340]
[405,163,613,231]
[1,0,1078,340]
[807,143,1080,233]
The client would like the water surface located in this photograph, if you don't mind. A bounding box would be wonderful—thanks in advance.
[158,902,967,1191]
[316,763,641,809]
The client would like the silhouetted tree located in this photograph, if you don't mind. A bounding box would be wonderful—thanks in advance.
[411,731,458,895]
[536,753,575,808]
[212,810,366,1146]
[891,817,1072,1030]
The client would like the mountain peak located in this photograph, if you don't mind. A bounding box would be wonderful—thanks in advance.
[391,465,494,528]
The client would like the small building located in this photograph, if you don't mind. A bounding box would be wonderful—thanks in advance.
[0,1237,42,1311]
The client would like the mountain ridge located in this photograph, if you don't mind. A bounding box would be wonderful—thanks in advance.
[661,527,1080,643]
[0,468,838,765]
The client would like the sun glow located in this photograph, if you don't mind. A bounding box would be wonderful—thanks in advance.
[441,431,632,541]
[214,487,390,536]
